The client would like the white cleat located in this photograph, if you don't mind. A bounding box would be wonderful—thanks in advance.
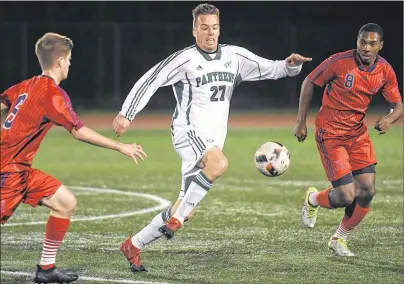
[328,237,355,257]
[302,187,319,228]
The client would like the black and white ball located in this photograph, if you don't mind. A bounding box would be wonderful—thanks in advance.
[254,142,290,177]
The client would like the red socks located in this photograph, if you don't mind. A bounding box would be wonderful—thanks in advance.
[39,215,70,270]
[316,187,333,208]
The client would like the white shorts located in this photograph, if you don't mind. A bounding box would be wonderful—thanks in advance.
[171,125,219,199]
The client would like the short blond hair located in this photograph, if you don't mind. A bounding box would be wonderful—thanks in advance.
[35,32,73,69]
[192,3,220,29]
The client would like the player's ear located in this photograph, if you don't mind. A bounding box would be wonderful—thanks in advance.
[192,28,197,39]
[56,57,63,68]
[379,41,384,51]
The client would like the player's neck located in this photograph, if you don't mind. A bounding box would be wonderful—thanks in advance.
[41,71,61,85]
[196,44,218,54]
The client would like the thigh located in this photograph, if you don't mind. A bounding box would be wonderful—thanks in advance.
[172,126,217,174]
[316,129,352,182]
[349,132,377,171]
[24,168,62,207]
[0,172,27,224]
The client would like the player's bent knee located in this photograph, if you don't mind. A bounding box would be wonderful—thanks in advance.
[356,183,376,207]
[215,155,228,176]
[339,192,356,207]
[330,185,356,208]
[42,185,77,218]
[204,151,228,178]
[66,194,77,214]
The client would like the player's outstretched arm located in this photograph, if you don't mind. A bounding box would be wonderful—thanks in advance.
[374,101,403,134]
[234,46,311,81]
[115,49,190,137]
[294,77,315,142]
[71,126,147,164]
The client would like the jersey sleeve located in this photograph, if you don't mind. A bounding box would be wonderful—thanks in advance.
[45,87,84,132]
[307,54,340,87]
[234,46,301,82]
[120,50,191,121]
[381,66,402,103]
[0,84,19,107]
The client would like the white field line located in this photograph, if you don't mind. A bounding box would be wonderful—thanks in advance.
[3,180,402,227]
[223,178,403,187]
[3,186,171,227]
[0,270,169,284]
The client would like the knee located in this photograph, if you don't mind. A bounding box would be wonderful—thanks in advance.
[330,187,356,208]
[204,150,228,179]
[63,195,77,217]
[361,183,376,198]
[357,182,376,206]
[339,191,356,207]
[210,155,228,178]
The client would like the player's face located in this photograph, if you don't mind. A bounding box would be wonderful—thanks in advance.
[193,14,220,52]
[356,32,383,65]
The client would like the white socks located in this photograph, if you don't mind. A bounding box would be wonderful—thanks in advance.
[309,192,319,206]
[131,207,170,249]
[173,172,212,223]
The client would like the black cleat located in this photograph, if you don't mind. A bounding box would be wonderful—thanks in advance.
[130,263,147,273]
[34,265,79,283]
[158,225,175,240]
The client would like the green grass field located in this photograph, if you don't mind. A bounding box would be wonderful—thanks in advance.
[1,126,403,284]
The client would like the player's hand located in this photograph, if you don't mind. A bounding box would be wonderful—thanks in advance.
[294,122,308,142]
[118,143,147,164]
[374,116,393,135]
[286,53,312,67]
[113,114,131,137]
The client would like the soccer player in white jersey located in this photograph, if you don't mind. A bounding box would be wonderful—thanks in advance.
[113,3,311,272]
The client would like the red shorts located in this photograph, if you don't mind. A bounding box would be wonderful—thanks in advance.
[0,168,62,224]
[315,128,377,183]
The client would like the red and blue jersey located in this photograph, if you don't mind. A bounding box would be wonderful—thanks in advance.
[0,75,83,173]
[308,49,402,136]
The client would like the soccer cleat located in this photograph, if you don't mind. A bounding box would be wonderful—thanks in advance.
[158,217,182,240]
[302,187,319,228]
[120,234,147,272]
[328,237,355,256]
[34,265,78,283]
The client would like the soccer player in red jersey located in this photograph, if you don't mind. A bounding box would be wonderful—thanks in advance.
[0,33,147,283]
[294,23,403,256]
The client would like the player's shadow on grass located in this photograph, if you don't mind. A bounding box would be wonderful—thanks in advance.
[329,256,403,274]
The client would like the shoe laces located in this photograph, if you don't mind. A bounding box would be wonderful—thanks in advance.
[306,194,318,218]
[336,238,350,250]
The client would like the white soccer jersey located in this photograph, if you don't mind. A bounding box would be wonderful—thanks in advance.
[120,44,302,148]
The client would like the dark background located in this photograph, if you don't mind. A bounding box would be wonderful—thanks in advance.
[1,1,402,112]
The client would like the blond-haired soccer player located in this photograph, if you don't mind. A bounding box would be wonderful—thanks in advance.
[1,32,147,283]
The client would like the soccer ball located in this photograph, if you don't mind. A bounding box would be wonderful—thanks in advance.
[254,142,290,177]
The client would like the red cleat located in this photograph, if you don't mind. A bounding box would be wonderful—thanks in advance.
[158,217,182,239]
[120,234,147,272]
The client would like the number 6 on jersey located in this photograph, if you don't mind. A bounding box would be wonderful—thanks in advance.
[3,93,28,129]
